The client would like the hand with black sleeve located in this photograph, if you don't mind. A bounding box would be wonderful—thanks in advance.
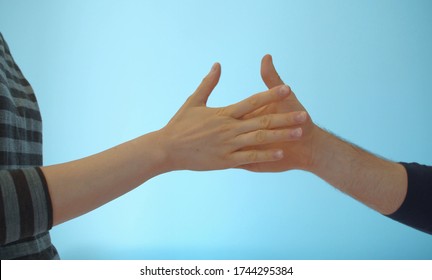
[240,54,432,235]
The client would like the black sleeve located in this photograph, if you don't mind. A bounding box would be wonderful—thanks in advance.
[387,162,432,234]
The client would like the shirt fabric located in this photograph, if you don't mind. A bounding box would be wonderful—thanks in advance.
[389,162,432,235]
[0,33,58,259]
[0,33,430,260]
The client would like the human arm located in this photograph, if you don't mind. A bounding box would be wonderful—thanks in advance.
[40,63,306,226]
[306,128,407,215]
[240,55,431,234]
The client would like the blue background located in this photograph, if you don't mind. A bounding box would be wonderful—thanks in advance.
[1,0,431,259]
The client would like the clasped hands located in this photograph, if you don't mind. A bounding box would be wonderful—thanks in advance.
[158,55,317,173]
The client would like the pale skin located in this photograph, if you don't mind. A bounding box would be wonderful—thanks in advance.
[241,54,408,216]
[42,63,308,225]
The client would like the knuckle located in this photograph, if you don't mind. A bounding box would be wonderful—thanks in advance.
[247,96,259,107]
[255,130,266,143]
[259,115,272,129]
[247,151,259,163]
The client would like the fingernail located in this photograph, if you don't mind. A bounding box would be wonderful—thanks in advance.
[274,150,284,159]
[290,128,303,138]
[278,85,290,97]
[295,112,307,123]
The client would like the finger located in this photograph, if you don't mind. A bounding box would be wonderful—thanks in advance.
[261,54,285,89]
[235,111,308,134]
[234,127,303,148]
[187,63,221,107]
[230,149,284,166]
[236,163,262,172]
[226,84,291,119]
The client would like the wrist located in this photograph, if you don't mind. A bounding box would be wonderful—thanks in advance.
[135,130,173,175]
[151,127,187,173]
[300,125,329,173]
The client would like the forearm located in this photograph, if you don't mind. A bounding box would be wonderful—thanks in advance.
[307,128,408,215]
[39,64,305,227]
[42,131,168,226]
[41,84,299,225]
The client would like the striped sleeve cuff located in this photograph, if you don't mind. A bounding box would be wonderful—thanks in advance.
[0,167,53,245]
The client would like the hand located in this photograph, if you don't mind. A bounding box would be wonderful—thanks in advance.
[240,55,320,172]
[158,63,308,171]
[237,56,410,220]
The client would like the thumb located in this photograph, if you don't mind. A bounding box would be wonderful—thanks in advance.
[187,62,221,106]
[261,54,284,89]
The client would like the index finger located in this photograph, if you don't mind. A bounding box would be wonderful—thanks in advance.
[226,85,291,119]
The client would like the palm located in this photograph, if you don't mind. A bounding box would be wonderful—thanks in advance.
[241,55,316,172]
